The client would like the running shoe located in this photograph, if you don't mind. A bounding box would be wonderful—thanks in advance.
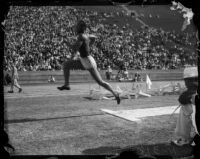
[8,90,14,93]
[57,85,71,90]
[19,88,22,93]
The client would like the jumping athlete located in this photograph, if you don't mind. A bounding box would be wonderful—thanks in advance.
[57,20,120,104]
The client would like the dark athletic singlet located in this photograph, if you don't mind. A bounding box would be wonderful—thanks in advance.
[78,35,90,58]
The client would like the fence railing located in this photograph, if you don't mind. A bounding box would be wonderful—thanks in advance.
[15,69,184,85]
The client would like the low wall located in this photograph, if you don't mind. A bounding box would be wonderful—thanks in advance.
[17,69,184,85]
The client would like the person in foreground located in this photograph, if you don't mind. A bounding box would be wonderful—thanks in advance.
[57,20,120,104]
[171,66,198,146]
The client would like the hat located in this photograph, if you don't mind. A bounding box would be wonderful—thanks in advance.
[183,67,198,78]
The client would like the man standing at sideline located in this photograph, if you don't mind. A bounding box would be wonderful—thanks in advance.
[8,61,22,93]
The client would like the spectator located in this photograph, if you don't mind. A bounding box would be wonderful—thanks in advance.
[134,72,142,82]
[171,67,198,146]
[8,61,22,93]
[105,65,112,80]
[3,6,197,71]
[123,67,129,80]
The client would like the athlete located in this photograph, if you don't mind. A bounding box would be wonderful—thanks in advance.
[57,20,120,104]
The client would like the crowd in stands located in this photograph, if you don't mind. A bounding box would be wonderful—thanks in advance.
[3,6,197,72]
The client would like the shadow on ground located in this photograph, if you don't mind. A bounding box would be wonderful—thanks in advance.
[5,113,104,124]
[82,143,193,158]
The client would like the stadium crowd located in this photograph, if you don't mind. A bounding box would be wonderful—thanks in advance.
[3,6,197,72]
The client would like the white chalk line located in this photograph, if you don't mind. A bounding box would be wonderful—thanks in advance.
[101,105,180,122]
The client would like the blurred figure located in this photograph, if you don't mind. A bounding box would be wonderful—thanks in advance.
[123,67,129,80]
[0,130,15,158]
[116,63,130,81]
[105,65,112,80]
[134,72,139,82]
[48,75,56,83]
[138,73,143,82]
[134,72,142,82]
[116,62,125,80]
[171,67,198,146]
[8,61,22,93]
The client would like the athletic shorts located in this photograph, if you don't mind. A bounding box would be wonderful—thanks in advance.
[80,56,97,70]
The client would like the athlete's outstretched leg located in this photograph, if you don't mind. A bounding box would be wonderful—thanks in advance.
[88,68,120,104]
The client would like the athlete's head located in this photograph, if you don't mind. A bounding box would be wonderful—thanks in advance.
[76,20,87,34]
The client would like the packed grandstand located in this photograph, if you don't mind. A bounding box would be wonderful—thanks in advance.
[3,6,197,72]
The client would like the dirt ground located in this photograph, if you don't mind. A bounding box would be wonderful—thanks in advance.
[3,81,193,157]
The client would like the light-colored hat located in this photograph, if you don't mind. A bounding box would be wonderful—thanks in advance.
[183,67,198,78]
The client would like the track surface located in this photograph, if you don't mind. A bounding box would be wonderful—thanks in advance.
[4,81,194,157]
